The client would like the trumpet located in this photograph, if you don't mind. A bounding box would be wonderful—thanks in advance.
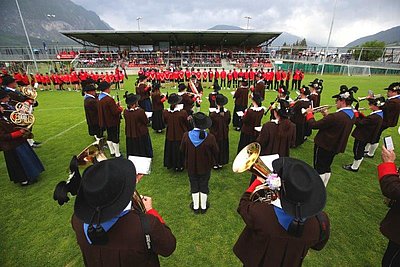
[77,139,147,213]
[232,142,279,203]
[358,94,381,101]
[301,105,334,115]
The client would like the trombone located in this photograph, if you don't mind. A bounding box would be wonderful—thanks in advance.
[301,104,334,115]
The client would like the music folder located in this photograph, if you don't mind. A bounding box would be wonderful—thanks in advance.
[128,156,152,174]
[176,104,184,110]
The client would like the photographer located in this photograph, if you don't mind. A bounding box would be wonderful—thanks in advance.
[378,145,400,266]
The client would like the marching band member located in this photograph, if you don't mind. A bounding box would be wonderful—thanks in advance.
[180,112,219,214]
[233,79,249,131]
[151,84,167,133]
[136,75,152,112]
[163,93,189,172]
[209,95,231,169]
[177,83,195,116]
[188,75,203,113]
[237,94,264,154]
[83,85,102,141]
[234,157,330,266]
[208,80,221,109]
[343,96,384,172]
[123,93,153,158]
[290,85,311,147]
[378,146,400,267]
[71,158,176,266]
[257,99,296,157]
[308,79,322,107]
[365,82,400,158]
[253,73,266,101]
[97,81,123,158]
[0,89,44,186]
[305,85,357,186]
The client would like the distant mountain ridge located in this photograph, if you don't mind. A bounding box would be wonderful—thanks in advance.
[0,0,113,46]
[208,25,244,31]
[345,25,400,47]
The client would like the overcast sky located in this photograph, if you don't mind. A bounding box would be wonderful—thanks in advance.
[72,0,400,47]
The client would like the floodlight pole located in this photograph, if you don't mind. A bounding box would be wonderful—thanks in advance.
[244,16,252,30]
[15,0,38,72]
[320,0,338,75]
[136,17,142,31]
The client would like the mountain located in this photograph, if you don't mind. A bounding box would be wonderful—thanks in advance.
[0,0,113,46]
[270,32,321,47]
[345,25,400,47]
[208,25,244,31]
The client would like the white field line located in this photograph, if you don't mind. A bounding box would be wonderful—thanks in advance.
[41,120,86,145]
[35,107,82,111]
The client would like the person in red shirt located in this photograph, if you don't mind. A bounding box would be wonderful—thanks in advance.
[243,69,249,81]
[214,68,220,83]
[40,74,48,91]
[20,71,30,86]
[35,72,43,91]
[185,68,191,82]
[266,69,274,90]
[119,71,125,89]
[232,68,238,88]
[227,70,233,89]
[14,72,23,87]
[114,71,120,90]
[298,69,305,90]
[195,69,202,81]
[249,69,255,86]
[285,70,291,89]
[220,68,227,89]
[70,70,79,91]
[44,73,52,90]
[292,69,301,91]
[202,69,208,83]
[179,68,185,83]
[29,73,35,88]
[280,70,287,88]
[208,68,214,83]
[274,67,282,90]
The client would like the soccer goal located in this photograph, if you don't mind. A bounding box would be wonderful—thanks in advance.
[339,65,371,76]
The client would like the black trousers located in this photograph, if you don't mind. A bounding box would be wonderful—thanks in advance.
[220,79,226,88]
[313,144,336,174]
[106,126,120,143]
[382,240,400,267]
[189,171,211,193]
[233,79,238,88]
[353,139,367,160]
[88,124,103,137]
[373,125,389,144]
[291,80,297,90]
[227,80,232,88]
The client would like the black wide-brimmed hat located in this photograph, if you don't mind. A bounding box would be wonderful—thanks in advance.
[124,92,140,105]
[367,96,385,107]
[272,157,326,218]
[74,158,137,224]
[278,86,289,96]
[299,85,310,96]
[98,81,111,91]
[332,85,358,102]
[216,94,228,106]
[83,84,97,92]
[178,83,187,92]
[2,75,15,86]
[168,93,182,105]
[271,99,290,118]
[252,93,263,106]
[192,112,212,129]
[0,89,9,99]
[308,78,320,88]
[384,82,400,91]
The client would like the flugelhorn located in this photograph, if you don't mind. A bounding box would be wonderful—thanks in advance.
[21,86,37,100]
[232,142,279,203]
[358,94,381,101]
[301,105,334,115]
[76,138,147,213]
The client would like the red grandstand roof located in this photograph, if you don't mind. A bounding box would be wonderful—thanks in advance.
[60,30,281,48]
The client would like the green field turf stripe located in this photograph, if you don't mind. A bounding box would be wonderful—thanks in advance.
[41,120,86,145]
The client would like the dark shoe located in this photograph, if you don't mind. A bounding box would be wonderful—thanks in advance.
[20,180,35,186]
[364,153,374,158]
[190,202,200,214]
[110,153,115,157]
[31,142,42,148]
[200,202,210,214]
[342,164,358,172]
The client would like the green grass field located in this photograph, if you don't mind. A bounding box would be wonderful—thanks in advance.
[1,74,399,267]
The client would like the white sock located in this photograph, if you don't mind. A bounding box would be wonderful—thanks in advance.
[351,159,363,170]
[192,193,200,209]
[107,141,115,155]
[200,193,208,210]
[27,139,34,146]
[319,173,326,185]
[324,173,331,187]
[364,143,371,152]
[368,143,379,156]
[113,142,121,157]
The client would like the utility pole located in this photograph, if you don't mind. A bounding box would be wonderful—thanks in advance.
[136,17,142,31]
[15,0,38,72]
[244,16,252,30]
[320,0,338,75]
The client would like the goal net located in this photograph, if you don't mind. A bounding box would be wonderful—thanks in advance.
[340,65,371,76]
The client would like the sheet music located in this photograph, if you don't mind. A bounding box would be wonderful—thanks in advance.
[259,154,279,171]
[128,156,152,174]
[176,104,184,110]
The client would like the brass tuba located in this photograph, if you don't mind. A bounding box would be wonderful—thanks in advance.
[77,138,146,212]
[232,142,279,203]
[21,86,38,100]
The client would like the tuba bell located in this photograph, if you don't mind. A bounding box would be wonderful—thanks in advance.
[232,142,279,203]
[76,138,147,212]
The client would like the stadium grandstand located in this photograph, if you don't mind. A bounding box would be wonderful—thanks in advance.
[0,30,399,75]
